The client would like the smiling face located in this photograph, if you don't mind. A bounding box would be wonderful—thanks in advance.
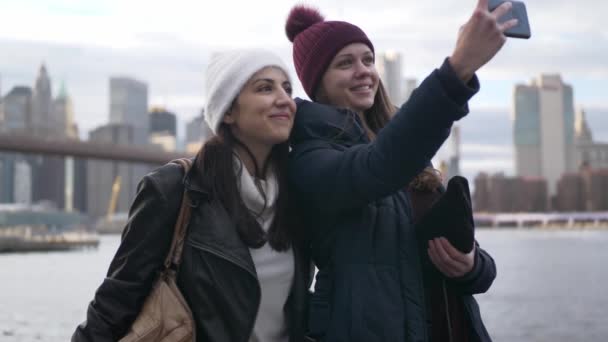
[316,43,380,113]
[222,66,296,152]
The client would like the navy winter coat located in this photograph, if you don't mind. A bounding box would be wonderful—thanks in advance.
[288,59,496,342]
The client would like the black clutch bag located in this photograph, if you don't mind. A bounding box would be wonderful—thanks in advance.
[409,176,475,254]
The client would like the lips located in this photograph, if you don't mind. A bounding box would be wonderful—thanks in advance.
[350,84,372,91]
[269,113,291,120]
[349,83,375,95]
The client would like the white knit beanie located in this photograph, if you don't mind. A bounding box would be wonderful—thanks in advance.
[204,48,291,135]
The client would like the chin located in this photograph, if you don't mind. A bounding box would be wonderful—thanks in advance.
[354,101,374,112]
[269,132,290,145]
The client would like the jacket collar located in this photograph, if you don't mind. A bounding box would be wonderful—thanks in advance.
[182,155,210,196]
[290,98,369,147]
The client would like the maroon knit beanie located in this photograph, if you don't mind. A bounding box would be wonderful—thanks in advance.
[285,5,374,100]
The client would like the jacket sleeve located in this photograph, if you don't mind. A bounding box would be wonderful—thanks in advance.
[72,175,179,341]
[289,59,479,217]
[446,242,497,295]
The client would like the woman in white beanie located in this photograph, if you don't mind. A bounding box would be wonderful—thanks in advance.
[73,49,313,342]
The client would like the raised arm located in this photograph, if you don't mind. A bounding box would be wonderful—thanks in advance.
[289,60,477,216]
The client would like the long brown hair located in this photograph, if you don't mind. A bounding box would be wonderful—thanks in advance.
[361,80,393,138]
[193,123,295,251]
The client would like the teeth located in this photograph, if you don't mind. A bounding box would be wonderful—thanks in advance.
[353,85,370,91]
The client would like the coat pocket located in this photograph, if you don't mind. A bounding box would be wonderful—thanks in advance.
[350,265,405,342]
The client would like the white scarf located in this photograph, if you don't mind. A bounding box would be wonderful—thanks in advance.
[234,153,293,342]
[234,154,279,231]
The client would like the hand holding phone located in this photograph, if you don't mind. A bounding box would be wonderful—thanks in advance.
[448,0,522,82]
[489,0,531,39]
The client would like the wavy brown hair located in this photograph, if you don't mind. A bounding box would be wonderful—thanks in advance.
[193,123,296,251]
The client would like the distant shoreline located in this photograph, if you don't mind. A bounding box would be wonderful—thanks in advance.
[477,225,608,231]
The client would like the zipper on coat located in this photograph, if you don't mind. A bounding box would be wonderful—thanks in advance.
[442,278,454,342]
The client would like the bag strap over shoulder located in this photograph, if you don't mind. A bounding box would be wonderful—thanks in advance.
[163,158,194,270]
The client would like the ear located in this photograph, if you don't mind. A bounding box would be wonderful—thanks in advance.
[223,111,235,124]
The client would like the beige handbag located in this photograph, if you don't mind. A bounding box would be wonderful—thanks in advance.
[120,158,196,342]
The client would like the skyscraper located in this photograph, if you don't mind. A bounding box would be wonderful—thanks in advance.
[14,160,32,205]
[434,124,461,182]
[447,125,461,180]
[574,108,592,145]
[149,107,177,136]
[30,65,65,135]
[149,107,177,151]
[87,124,137,218]
[3,86,32,132]
[1,68,76,209]
[574,108,608,169]
[53,83,78,138]
[377,51,403,105]
[0,74,3,129]
[31,64,54,136]
[30,65,65,209]
[109,77,149,145]
[108,77,150,205]
[0,86,32,203]
[513,74,576,196]
[186,109,213,155]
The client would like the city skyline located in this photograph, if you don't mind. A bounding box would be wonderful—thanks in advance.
[1,0,607,182]
[3,62,608,185]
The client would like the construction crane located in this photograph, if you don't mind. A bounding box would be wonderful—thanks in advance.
[106,176,121,221]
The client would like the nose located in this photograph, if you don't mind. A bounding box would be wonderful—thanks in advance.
[275,88,296,112]
[354,60,372,78]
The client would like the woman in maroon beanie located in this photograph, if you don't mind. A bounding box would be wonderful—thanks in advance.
[285,1,514,341]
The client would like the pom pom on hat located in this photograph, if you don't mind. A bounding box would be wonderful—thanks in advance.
[285,5,325,42]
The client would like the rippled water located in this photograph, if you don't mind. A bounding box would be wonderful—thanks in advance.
[1,229,607,341]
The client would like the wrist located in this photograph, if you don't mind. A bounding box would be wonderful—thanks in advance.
[448,55,474,84]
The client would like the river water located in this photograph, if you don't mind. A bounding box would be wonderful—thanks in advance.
[1,229,607,341]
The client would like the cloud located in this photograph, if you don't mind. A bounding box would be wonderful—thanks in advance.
[1,0,606,143]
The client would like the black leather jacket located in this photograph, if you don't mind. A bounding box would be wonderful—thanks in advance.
[73,160,313,342]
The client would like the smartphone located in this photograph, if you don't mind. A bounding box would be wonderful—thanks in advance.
[489,0,531,39]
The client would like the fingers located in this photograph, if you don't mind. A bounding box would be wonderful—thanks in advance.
[429,239,461,277]
[428,238,474,278]
[428,240,453,276]
[499,18,519,32]
[491,1,513,21]
[434,239,468,270]
[476,0,489,11]
[450,0,512,80]
[491,2,519,36]
[438,237,470,265]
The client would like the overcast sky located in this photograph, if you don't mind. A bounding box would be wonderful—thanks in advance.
[1,0,607,178]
